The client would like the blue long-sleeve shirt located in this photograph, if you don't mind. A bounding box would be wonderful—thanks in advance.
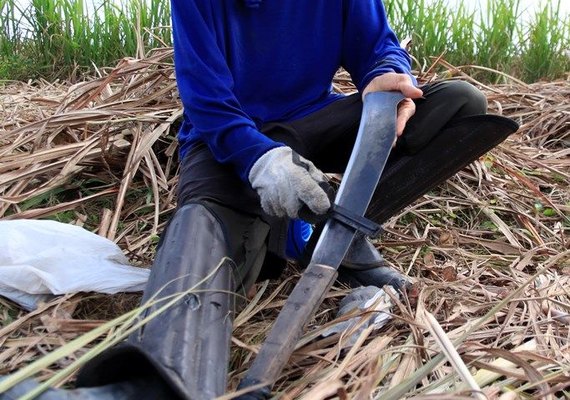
[171,0,414,182]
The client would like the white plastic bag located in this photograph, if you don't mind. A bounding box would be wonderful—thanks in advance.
[0,219,150,310]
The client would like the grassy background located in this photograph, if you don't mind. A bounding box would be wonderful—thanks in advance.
[384,0,570,83]
[0,0,171,80]
[0,0,568,82]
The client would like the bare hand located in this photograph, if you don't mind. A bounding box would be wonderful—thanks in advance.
[363,73,423,139]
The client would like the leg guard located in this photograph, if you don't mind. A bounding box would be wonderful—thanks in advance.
[75,202,269,399]
[303,115,517,291]
[367,114,519,224]
[298,225,386,271]
[337,233,410,292]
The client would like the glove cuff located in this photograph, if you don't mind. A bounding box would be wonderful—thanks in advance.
[248,146,290,187]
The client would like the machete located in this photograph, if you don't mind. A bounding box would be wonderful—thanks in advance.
[236,91,404,399]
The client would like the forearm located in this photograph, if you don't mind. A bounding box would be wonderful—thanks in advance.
[342,0,415,91]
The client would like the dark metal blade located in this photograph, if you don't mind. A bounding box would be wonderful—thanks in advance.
[312,91,404,266]
[236,91,404,399]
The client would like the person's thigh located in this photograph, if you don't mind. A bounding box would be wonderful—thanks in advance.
[397,80,488,154]
[286,80,488,172]
[176,80,487,212]
[177,142,263,216]
[279,93,363,173]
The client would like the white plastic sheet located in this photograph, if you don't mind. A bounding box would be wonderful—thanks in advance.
[0,219,150,310]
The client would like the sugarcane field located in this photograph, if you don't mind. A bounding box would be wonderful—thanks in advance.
[1,0,569,399]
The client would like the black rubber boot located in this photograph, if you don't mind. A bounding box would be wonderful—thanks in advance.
[367,114,519,224]
[74,202,269,400]
[0,376,174,400]
[307,115,519,291]
[339,235,410,292]
[337,264,410,292]
[341,232,385,271]
[0,202,270,400]
[297,224,406,291]
[299,227,385,269]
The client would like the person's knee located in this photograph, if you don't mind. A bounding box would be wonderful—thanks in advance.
[201,201,270,291]
[156,201,269,290]
[445,80,488,115]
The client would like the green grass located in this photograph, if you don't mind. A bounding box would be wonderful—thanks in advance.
[0,0,171,80]
[384,0,570,83]
[518,2,570,82]
[0,0,568,82]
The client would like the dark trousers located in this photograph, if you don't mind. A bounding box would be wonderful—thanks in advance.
[177,80,488,257]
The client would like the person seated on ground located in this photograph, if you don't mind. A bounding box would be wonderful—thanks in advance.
[1,1,518,399]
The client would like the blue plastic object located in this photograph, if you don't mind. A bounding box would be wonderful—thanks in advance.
[285,219,313,260]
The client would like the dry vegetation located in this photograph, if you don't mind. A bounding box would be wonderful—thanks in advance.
[0,48,569,399]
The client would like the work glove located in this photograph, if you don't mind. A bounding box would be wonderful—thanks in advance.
[249,146,333,222]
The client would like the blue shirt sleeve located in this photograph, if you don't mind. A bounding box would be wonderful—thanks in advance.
[341,0,417,92]
[171,0,282,182]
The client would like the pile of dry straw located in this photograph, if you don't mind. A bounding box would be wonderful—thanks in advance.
[0,48,568,399]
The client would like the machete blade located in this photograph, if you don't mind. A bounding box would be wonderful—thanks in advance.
[312,91,404,267]
[236,91,404,399]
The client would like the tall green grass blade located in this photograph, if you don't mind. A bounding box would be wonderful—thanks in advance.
[519,1,570,82]
[382,0,569,83]
[0,1,568,84]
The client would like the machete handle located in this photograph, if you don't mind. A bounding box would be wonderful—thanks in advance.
[297,180,336,224]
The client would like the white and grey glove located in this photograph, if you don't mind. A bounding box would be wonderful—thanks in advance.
[249,146,333,221]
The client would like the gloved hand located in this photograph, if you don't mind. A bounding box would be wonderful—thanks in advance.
[249,146,333,221]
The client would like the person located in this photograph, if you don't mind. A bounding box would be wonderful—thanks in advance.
[1,1,518,399]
